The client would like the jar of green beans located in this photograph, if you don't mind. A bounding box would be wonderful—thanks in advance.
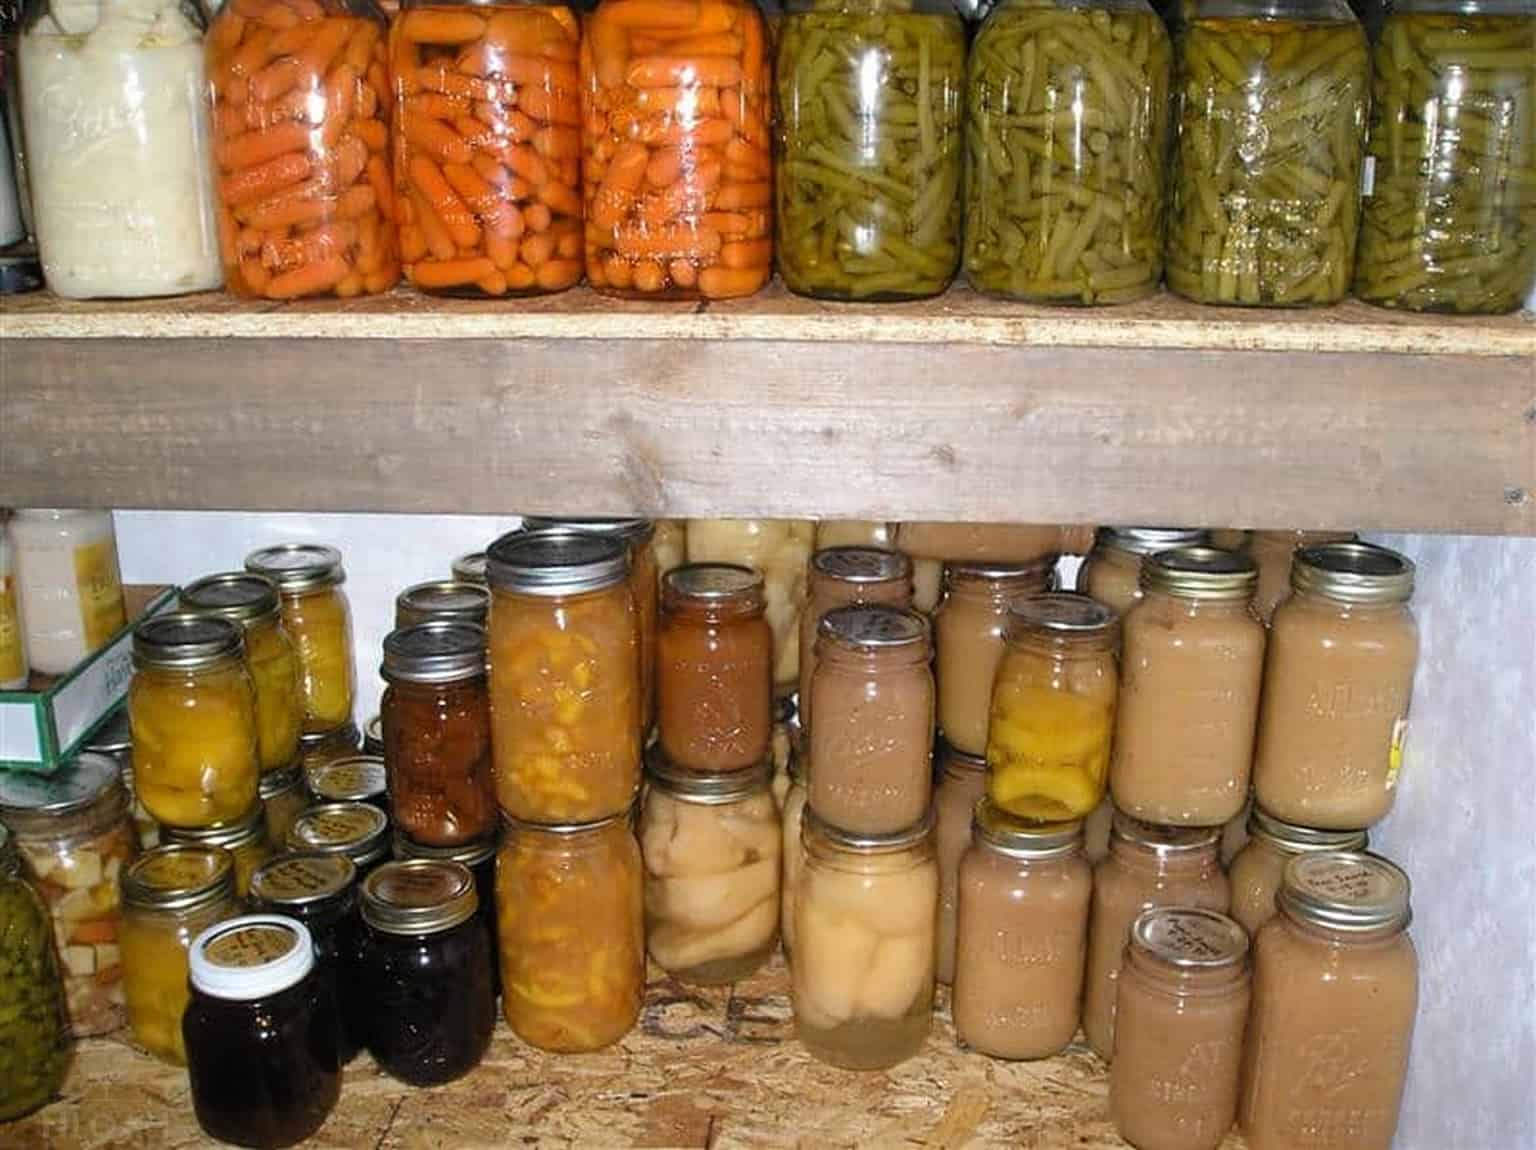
[964,0,1172,305]
[776,0,968,301]
[1353,0,1535,314]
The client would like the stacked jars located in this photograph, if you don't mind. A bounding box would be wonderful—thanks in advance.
[288,802,392,879]
[1248,528,1356,624]
[245,545,358,737]
[394,580,490,628]
[162,806,275,898]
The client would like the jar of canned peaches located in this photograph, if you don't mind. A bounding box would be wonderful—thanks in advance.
[245,545,357,735]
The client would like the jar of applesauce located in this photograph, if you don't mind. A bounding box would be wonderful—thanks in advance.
[120,845,239,1064]
[1247,529,1356,625]
[779,755,807,961]
[497,808,644,1052]
[245,544,356,735]
[1240,852,1417,1150]
[487,530,640,824]
[1110,908,1251,1150]
[933,557,1057,756]
[1228,807,1367,937]
[1253,542,1418,830]
[953,803,1091,1060]
[1077,527,1209,616]
[986,594,1118,822]
[1082,814,1229,1060]
[641,756,780,984]
[1112,547,1266,827]
[896,523,1096,564]
[656,564,773,773]
[393,581,490,629]
[934,743,987,985]
[163,804,274,898]
[808,606,934,836]
[130,613,260,830]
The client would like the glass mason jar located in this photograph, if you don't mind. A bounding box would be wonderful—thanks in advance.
[934,743,988,985]
[206,0,399,300]
[1253,542,1418,829]
[815,520,894,549]
[1077,526,1209,616]
[1112,547,1266,827]
[0,822,71,1122]
[953,804,1091,1060]
[363,713,385,756]
[1247,528,1356,624]
[382,621,496,846]
[934,557,1056,756]
[1228,806,1367,937]
[257,763,304,848]
[394,580,490,629]
[389,0,583,297]
[120,846,239,1065]
[793,809,937,1070]
[358,860,495,1085]
[965,0,1172,304]
[487,530,640,823]
[1353,0,1536,313]
[775,0,966,300]
[1109,908,1252,1150]
[180,572,304,776]
[656,564,773,772]
[287,801,392,878]
[307,754,389,810]
[1240,852,1418,1150]
[1166,0,1371,306]
[652,519,687,579]
[897,521,1096,564]
[130,613,261,830]
[641,756,780,984]
[582,0,773,299]
[300,723,363,775]
[163,803,275,899]
[808,606,934,835]
[7,508,126,675]
[392,831,501,995]
[0,523,28,688]
[986,593,1118,822]
[245,545,357,735]
[1082,813,1228,1059]
[452,550,488,585]
[497,810,645,1052]
[779,758,807,960]
[83,709,160,850]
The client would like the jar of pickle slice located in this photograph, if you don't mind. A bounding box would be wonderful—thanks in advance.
[1228,806,1367,937]
[120,846,239,1065]
[163,804,275,899]
[497,809,644,1052]
[933,742,988,985]
[1077,526,1209,616]
[84,709,159,850]
[966,0,1172,304]
[1247,529,1356,625]
[308,754,390,811]
[487,530,640,823]
[390,0,584,297]
[245,544,357,735]
[986,593,1118,822]
[130,613,261,830]
[1166,0,1370,306]
[394,580,491,629]
[287,801,392,878]
[0,822,70,1121]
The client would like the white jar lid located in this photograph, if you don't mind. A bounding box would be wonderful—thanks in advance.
[190,914,314,1001]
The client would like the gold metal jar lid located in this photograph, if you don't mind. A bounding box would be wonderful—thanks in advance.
[165,802,267,853]
[287,802,390,868]
[245,543,346,594]
[392,831,498,870]
[1249,806,1369,854]
[1130,907,1249,969]
[1143,546,1258,601]
[1111,811,1221,856]
[973,799,1082,860]
[818,604,928,650]
[451,551,487,585]
[249,852,357,913]
[381,621,487,685]
[1097,526,1210,557]
[122,845,234,913]
[361,859,478,935]
[663,563,765,604]
[812,546,912,585]
[1007,592,1118,639]
[395,580,490,627]
[133,612,245,672]
[522,516,656,546]
[1279,851,1412,934]
[308,755,389,804]
[487,529,629,596]
[1292,541,1414,606]
[180,572,282,628]
[258,762,304,802]
[646,752,772,805]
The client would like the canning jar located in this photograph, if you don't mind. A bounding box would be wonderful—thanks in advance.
[1248,529,1356,624]
[1082,814,1228,1059]
[656,564,773,772]
[392,831,500,994]
[953,804,1091,1059]
[1110,908,1251,1150]
[779,756,807,959]
[0,823,70,1122]
[245,545,356,735]
[934,557,1056,756]
[808,606,934,836]
[934,743,987,985]
[363,713,385,756]
[1240,852,1418,1150]
[497,810,645,1051]
[641,756,780,983]
[582,0,773,299]
[986,593,1118,822]
[7,508,126,675]
[966,0,1172,303]
[255,769,301,853]
[382,621,495,846]
[897,522,1095,564]
[308,754,389,810]
[206,0,399,300]
[180,573,304,776]
[394,580,490,629]
[1354,1,1536,313]
[17,0,221,298]
[120,846,239,1065]
[1253,542,1418,829]
[0,525,26,688]
[130,613,261,830]
[1166,0,1370,306]
[775,0,965,300]
[300,723,363,775]
[390,0,583,296]
[184,917,342,1149]
[163,805,274,899]
[1077,527,1209,616]
[287,801,392,877]
[83,709,159,850]
[1228,806,1366,936]
[487,530,640,823]
[793,809,937,1070]
[1112,547,1265,827]
[452,550,488,584]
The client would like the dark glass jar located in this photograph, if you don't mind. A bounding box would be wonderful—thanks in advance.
[358,860,495,1085]
[392,831,501,996]
[287,802,391,879]
[306,754,390,813]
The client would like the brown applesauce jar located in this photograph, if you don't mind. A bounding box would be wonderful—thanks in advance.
[895,522,1096,563]
[1240,852,1417,1150]
[953,803,1090,1060]
[1109,908,1251,1150]
[933,557,1057,757]
[1253,542,1418,830]
[1078,527,1209,616]
[656,565,773,773]
[1227,807,1367,938]
[1112,547,1266,827]
[934,743,988,985]
[807,606,934,836]
[1248,529,1356,625]
[1082,814,1229,1060]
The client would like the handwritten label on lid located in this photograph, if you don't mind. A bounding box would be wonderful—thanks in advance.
[205,923,298,969]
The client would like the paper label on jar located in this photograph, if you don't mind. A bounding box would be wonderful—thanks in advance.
[1386,716,1408,790]
[73,538,127,650]
[0,575,25,683]
[206,923,298,969]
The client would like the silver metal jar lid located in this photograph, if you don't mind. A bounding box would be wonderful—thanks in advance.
[258,762,304,801]
[392,831,498,870]
[451,551,488,585]
[646,753,772,804]
[122,845,235,913]
[245,544,346,593]
[0,752,122,822]
[486,529,629,596]
[1292,542,1415,606]
[803,805,934,854]
[973,799,1082,860]
[1143,546,1258,601]
[1097,527,1210,557]
[946,556,1058,585]
[83,708,132,756]
[818,604,928,650]
[363,715,383,756]
[1111,812,1222,856]
[361,859,478,935]
[395,580,490,626]
[1008,592,1118,636]
[180,572,282,627]
[1130,907,1249,968]
[381,621,487,684]
[164,802,267,852]
[249,852,358,911]
[811,546,912,584]
[133,613,245,672]
[521,516,655,545]
[1249,806,1369,854]
[287,802,390,867]
[1279,851,1412,934]
[308,756,388,804]
[663,563,764,602]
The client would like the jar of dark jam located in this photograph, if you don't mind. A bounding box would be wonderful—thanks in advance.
[183,915,341,1149]
[248,853,366,1063]
[358,860,494,1085]
[287,802,390,878]
[392,831,500,995]
[306,755,389,813]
